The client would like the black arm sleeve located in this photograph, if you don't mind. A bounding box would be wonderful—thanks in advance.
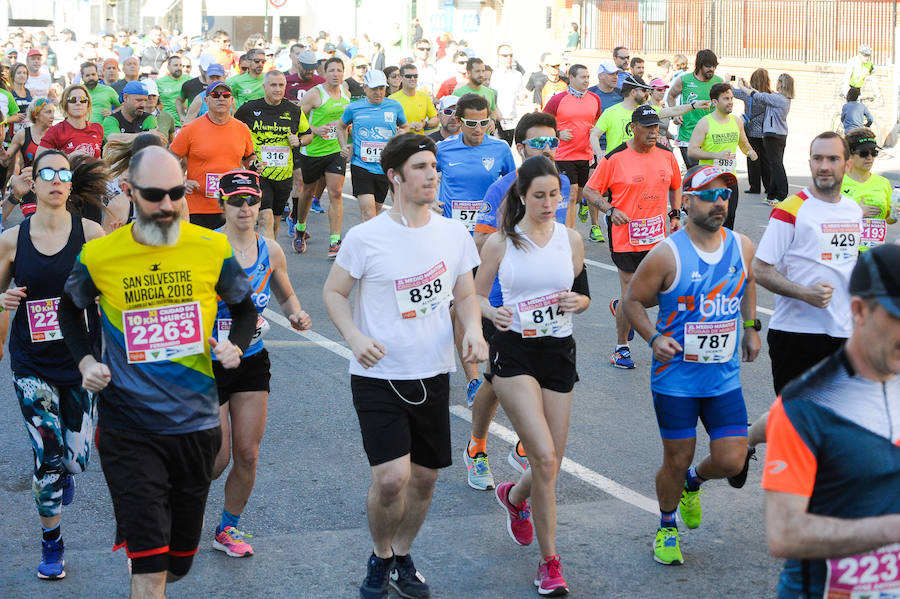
[58,292,93,366]
[571,265,590,298]
[225,296,257,352]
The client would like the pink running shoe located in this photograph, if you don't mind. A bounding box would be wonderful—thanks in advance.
[212,526,254,557]
[495,482,533,546]
[534,555,569,596]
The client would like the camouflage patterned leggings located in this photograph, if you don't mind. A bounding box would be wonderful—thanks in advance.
[14,376,97,517]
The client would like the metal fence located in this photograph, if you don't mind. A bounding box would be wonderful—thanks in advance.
[580,0,897,65]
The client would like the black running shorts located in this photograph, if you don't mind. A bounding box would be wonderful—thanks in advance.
[299,152,346,184]
[213,349,271,404]
[489,330,578,393]
[351,373,451,469]
[98,426,220,575]
[555,159,590,188]
[767,329,846,395]
[259,177,293,217]
[350,164,391,204]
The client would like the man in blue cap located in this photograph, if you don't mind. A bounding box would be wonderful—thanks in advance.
[102,80,158,142]
[184,63,227,123]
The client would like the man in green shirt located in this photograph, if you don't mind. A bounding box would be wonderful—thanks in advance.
[155,55,189,127]
[453,57,499,120]
[80,61,120,123]
[226,48,265,109]
[101,80,158,142]
[666,49,722,168]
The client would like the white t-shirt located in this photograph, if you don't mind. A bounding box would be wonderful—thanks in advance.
[25,71,52,99]
[492,67,524,121]
[755,187,862,337]
[336,211,480,379]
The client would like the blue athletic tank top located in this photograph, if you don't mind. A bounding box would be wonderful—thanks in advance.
[213,233,271,359]
[10,214,100,385]
[651,228,746,396]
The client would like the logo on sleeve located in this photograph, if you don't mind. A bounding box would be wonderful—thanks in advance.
[765,460,788,475]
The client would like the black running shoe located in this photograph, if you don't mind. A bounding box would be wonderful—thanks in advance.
[727,446,757,489]
[390,554,431,598]
[360,553,394,599]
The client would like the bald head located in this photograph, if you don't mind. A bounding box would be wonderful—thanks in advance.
[128,146,183,189]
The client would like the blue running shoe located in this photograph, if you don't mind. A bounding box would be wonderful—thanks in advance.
[610,347,635,369]
[609,299,635,341]
[293,230,309,254]
[38,538,65,580]
[286,215,296,239]
[61,473,74,506]
[466,379,482,408]
[360,553,393,599]
[311,198,325,213]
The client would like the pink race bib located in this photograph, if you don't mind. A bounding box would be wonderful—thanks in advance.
[122,301,204,364]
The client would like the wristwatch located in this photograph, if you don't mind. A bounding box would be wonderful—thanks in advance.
[605,206,615,217]
[743,319,762,331]
[667,209,681,220]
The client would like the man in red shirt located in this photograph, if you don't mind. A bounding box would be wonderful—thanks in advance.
[543,63,602,227]
[435,51,470,99]
[284,48,324,105]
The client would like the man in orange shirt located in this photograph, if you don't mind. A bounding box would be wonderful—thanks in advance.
[170,81,256,229]
[539,56,568,108]
[584,105,682,369]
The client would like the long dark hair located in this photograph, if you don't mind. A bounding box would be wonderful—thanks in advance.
[500,155,561,250]
[34,149,109,217]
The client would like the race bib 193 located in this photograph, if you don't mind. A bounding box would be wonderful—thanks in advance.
[861,218,887,249]
[260,145,289,168]
[123,301,204,364]
[451,200,482,232]
[394,262,453,319]
[26,298,62,342]
[516,292,571,338]
[205,173,222,198]
[360,140,386,163]
[820,222,861,262]
[683,319,737,363]
[825,544,900,598]
[628,214,666,246]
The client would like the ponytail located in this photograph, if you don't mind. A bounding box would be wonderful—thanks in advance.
[67,154,110,216]
[500,155,561,251]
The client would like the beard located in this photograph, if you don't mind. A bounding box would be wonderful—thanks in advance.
[133,205,181,246]
[692,209,726,232]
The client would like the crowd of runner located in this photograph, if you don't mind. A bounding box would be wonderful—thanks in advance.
[0,22,898,599]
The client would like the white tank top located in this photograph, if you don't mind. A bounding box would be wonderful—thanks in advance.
[498,222,575,337]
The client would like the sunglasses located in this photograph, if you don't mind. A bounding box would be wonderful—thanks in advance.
[132,184,186,202]
[854,149,879,158]
[441,108,456,116]
[251,59,264,64]
[498,53,513,57]
[522,136,560,150]
[355,64,369,69]
[403,74,418,79]
[37,167,72,182]
[416,47,431,52]
[461,118,491,128]
[224,193,262,207]
[684,188,733,202]
[209,90,232,99]
[617,55,630,61]
[457,61,468,65]
[66,96,88,104]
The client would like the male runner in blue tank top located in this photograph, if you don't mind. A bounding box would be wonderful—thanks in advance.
[622,165,762,566]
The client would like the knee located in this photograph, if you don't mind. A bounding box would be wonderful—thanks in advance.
[232,443,260,473]
[662,450,694,472]
[408,468,438,497]
[373,470,409,501]
[714,448,748,477]
[527,447,559,481]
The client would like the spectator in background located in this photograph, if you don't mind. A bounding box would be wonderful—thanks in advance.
[655,59,673,82]
[370,42,385,72]
[434,39,459,85]
[566,23,580,52]
[212,30,238,75]
[102,59,120,88]
[138,26,168,75]
[412,38,436,94]
[493,44,525,145]
[113,29,132,61]
[612,46,630,89]
[412,17,424,44]
[24,48,51,99]
[732,68,771,196]
[99,34,118,61]
[113,56,139,97]
[630,57,645,79]
[841,86,874,133]
[436,51,470,99]
[672,54,689,80]
[843,44,874,96]
[539,55,567,108]
[384,65,401,95]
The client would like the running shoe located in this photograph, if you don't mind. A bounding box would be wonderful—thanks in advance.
[765,198,778,207]
[389,554,430,599]
[534,555,568,596]
[609,299,634,341]
[464,447,495,491]
[577,199,589,223]
[679,488,702,529]
[328,239,341,259]
[589,224,605,243]
[360,553,394,599]
[508,440,529,474]
[311,197,325,213]
[212,526,254,557]
[37,538,65,579]
[653,527,684,565]
[495,481,533,546]
[286,214,296,238]
[292,230,309,254]
[610,347,635,369]
[60,473,75,506]
[727,446,757,489]
[466,378,482,408]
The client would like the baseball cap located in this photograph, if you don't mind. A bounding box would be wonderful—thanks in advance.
[206,63,226,78]
[122,80,148,96]
[324,42,336,53]
[298,49,317,69]
[649,77,669,90]
[859,44,873,56]
[596,60,618,75]
[682,165,738,191]
[143,79,158,96]
[545,55,561,67]
[363,69,387,88]
[850,244,900,317]
[207,80,231,95]
[631,104,661,126]
[197,52,216,71]
[849,135,880,152]
[218,169,262,198]
[438,95,459,111]
[351,55,369,67]
[27,49,42,58]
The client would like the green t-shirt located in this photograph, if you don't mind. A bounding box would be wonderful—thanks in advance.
[842,172,892,220]
[155,74,188,126]
[698,113,741,171]
[0,88,20,123]
[453,84,498,113]
[677,73,722,141]
[594,102,634,152]
[88,84,121,124]
[226,73,265,110]
[155,110,175,142]
[101,112,158,138]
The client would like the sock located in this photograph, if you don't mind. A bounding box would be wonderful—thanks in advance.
[42,524,61,542]
[685,465,705,492]
[296,221,306,233]
[615,344,629,352]
[515,440,527,458]
[312,195,319,203]
[218,509,240,533]
[372,551,394,564]
[659,509,677,529]
[330,234,340,245]
[394,553,409,564]
[468,436,487,458]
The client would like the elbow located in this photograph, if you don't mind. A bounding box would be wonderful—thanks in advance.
[766,529,795,559]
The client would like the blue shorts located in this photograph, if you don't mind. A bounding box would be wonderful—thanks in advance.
[651,387,748,441]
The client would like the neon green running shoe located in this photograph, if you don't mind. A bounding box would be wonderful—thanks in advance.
[653,527,684,565]
[578,199,589,223]
[679,488,702,529]
[589,225,605,243]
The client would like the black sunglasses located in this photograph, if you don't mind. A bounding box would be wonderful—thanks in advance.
[403,74,418,79]
[854,149,879,158]
[224,193,262,207]
[132,184,186,203]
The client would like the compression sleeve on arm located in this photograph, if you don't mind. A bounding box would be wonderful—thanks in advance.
[215,254,255,351]
[58,292,94,366]
[225,296,257,352]
[571,265,590,298]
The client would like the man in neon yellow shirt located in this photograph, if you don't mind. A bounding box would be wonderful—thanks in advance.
[843,44,875,96]
[388,64,438,134]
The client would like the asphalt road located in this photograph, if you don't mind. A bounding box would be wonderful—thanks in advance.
[0,153,847,598]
